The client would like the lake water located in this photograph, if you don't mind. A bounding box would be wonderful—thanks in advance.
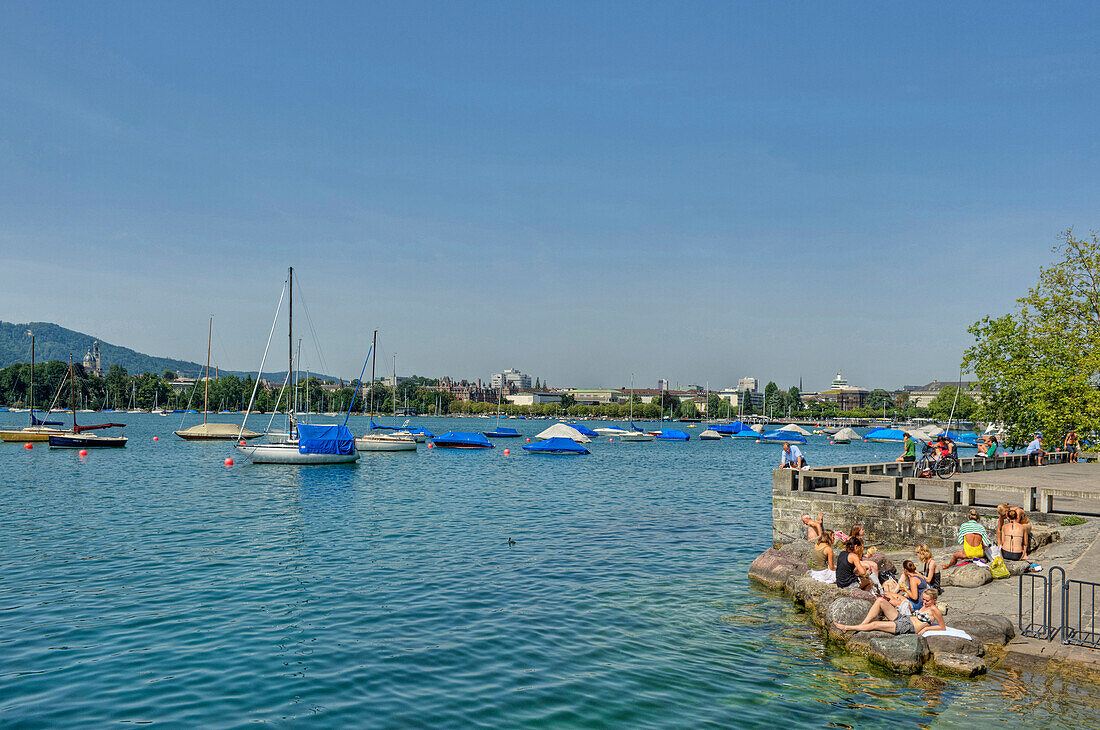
[2,413,1098,727]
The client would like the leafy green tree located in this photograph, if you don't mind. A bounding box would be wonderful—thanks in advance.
[706,393,723,417]
[559,393,575,409]
[679,399,698,418]
[964,230,1100,447]
[865,389,893,414]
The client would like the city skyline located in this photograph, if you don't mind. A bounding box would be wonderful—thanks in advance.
[2,4,1097,390]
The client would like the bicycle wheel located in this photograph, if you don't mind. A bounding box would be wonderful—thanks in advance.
[936,457,958,479]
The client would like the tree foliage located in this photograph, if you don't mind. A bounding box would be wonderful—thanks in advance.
[964,230,1100,446]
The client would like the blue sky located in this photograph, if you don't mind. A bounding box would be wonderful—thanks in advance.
[1,2,1097,390]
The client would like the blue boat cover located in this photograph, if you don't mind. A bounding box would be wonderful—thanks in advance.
[483,427,520,437]
[31,414,63,426]
[407,427,435,438]
[568,423,598,437]
[759,430,807,443]
[862,427,907,442]
[432,431,494,448]
[370,420,396,431]
[297,424,356,455]
[655,429,690,441]
[523,436,590,454]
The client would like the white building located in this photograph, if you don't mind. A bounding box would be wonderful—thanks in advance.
[509,392,562,406]
[737,377,758,393]
[490,368,532,391]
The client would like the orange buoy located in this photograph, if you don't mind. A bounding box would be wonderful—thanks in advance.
[504,449,510,455]
[427,442,434,448]
[238,440,246,446]
[24,442,33,450]
[525,438,530,443]
[153,436,159,441]
[224,457,233,466]
[79,449,88,456]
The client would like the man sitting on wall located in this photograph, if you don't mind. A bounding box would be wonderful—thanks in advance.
[780,442,807,469]
[945,509,992,567]
[1025,433,1046,466]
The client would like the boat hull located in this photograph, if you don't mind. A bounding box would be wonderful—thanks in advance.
[48,434,128,448]
[432,442,493,449]
[235,444,361,464]
[619,432,655,441]
[0,427,65,442]
[356,436,417,452]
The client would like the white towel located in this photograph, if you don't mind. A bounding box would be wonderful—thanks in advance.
[923,627,972,640]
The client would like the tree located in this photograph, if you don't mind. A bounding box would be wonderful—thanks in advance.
[707,393,723,417]
[926,386,978,421]
[964,230,1100,446]
[559,392,575,409]
[764,381,781,417]
[162,370,177,381]
[865,389,893,413]
[679,399,698,418]
[534,377,541,389]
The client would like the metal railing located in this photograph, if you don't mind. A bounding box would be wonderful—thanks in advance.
[1018,567,1100,649]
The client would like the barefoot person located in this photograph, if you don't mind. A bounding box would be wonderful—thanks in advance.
[1000,508,1031,562]
[834,589,946,635]
[1064,429,1080,462]
[895,432,916,463]
[809,531,836,583]
[915,544,940,593]
[781,442,806,469]
[945,510,991,568]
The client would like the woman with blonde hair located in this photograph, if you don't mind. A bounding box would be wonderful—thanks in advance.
[915,544,940,592]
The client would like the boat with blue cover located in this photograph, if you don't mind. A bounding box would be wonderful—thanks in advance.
[483,427,521,438]
[758,430,806,443]
[862,427,907,443]
[523,436,590,455]
[567,423,598,437]
[654,429,690,441]
[432,431,494,449]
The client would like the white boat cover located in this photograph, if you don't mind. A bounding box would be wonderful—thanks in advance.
[750,424,765,434]
[778,423,812,436]
[831,427,862,441]
[535,423,591,443]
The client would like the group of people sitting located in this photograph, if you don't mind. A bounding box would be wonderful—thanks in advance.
[945,505,1032,564]
[802,516,948,636]
[893,429,1084,467]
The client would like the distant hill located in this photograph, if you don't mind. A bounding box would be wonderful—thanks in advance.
[0,321,343,382]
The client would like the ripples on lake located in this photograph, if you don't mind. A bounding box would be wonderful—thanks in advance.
[1,414,1097,727]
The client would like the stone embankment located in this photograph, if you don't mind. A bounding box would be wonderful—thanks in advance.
[749,538,1044,676]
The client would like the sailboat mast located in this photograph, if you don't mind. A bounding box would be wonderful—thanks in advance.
[288,267,294,433]
[393,354,397,427]
[204,316,212,426]
[369,329,378,421]
[69,355,76,430]
[29,331,34,415]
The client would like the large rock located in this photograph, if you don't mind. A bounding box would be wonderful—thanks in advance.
[824,596,877,641]
[925,634,985,657]
[749,548,807,589]
[866,634,930,674]
[1030,526,1057,551]
[950,614,1015,646]
[778,539,816,563]
[929,653,986,677]
[941,564,992,588]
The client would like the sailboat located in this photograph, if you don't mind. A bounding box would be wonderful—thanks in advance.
[235,268,360,464]
[176,316,261,440]
[48,356,128,448]
[0,330,67,442]
[356,335,416,451]
[620,374,654,441]
[483,378,519,438]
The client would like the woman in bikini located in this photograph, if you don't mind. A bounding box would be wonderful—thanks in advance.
[915,544,940,592]
[833,589,946,636]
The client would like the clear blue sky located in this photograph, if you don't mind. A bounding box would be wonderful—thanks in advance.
[2,2,1097,390]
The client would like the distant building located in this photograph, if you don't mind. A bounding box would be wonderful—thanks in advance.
[490,368,532,393]
[381,375,410,388]
[569,389,623,406]
[905,380,981,408]
[440,376,494,403]
[656,378,669,391]
[718,388,764,411]
[737,377,758,393]
[509,392,562,406]
[82,341,104,378]
[831,371,848,389]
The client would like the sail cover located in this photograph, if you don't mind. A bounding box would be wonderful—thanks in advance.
[298,424,356,455]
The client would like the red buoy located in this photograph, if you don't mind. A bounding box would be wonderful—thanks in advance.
[504,448,510,455]
[153,436,159,441]
[24,442,33,450]
[427,442,434,448]
[238,440,246,446]
[525,438,531,443]
[79,449,88,457]
[224,457,234,466]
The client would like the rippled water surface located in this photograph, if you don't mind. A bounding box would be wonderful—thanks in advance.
[2,414,1097,727]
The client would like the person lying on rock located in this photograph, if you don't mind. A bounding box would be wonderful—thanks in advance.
[836,536,878,591]
[945,509,992,568]
[809,531,836,583]
[802,513,825,541]
[833,589,946,636]
[1000,508,1031,562]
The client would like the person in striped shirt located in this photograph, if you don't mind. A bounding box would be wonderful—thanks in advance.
[945,509,991,567]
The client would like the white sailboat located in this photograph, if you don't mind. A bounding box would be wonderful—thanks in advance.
[176,316,261,440]
[356,332,416,452]
[235,268,360,465]
[620,374,654,441]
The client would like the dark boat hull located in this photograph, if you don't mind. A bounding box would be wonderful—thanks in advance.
[48,434,128,448]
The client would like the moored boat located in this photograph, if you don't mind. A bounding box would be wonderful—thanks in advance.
[356,433,417,451]
[431,431,494,449]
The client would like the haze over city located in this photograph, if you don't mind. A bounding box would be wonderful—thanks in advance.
[2,3,1098,390]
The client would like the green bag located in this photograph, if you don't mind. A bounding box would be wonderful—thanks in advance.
[990,556,1010,579]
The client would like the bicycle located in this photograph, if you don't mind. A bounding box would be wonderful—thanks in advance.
[915,444,959,479]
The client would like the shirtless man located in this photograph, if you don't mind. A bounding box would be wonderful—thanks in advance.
[833,588,946,636]
[1000,508,1031,562]
[801,513,824,541]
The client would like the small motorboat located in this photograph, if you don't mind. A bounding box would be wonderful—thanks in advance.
[523,436,590,455]
[654,429,690,441]
[49,432,128,449]
[431,432,494,449]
